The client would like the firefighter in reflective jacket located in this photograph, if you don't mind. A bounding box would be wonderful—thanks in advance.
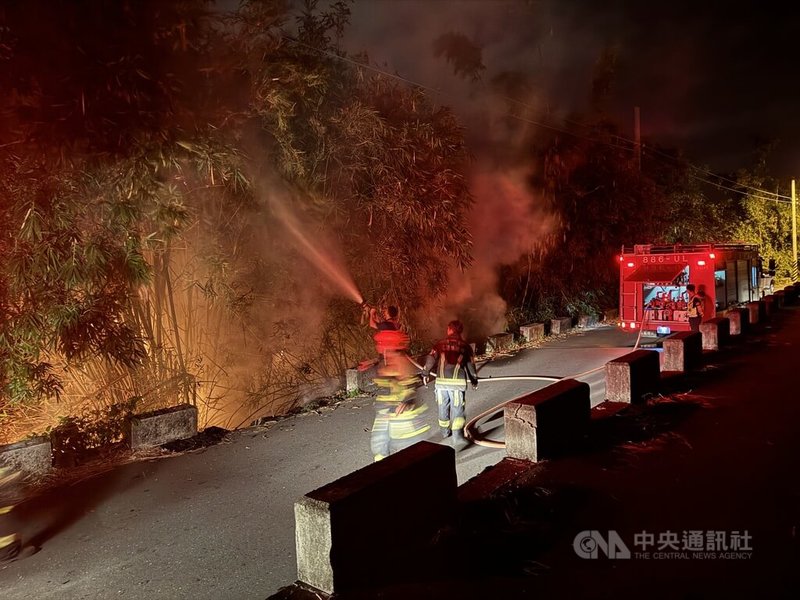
[421,320,478,449]
[369,309,430,461]
[0,467,21,563]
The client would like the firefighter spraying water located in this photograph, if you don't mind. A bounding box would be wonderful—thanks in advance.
[363,303,430,461]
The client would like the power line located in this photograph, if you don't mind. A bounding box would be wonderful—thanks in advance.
[681,168,791,205]
[499,81,792,202]
[282,34,791,205]
[643,144,791,201]
[504,110,640,154]
[503,85,790,202]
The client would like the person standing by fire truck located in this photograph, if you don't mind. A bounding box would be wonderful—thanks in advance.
[421,320,479,451]
[686,284,705,331]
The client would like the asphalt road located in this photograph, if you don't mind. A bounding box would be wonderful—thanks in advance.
[0,325,642,600]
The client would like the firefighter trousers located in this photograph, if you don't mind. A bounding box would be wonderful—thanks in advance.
[435,388,466,438]
[370,403,430,461]
[0,467,20,563]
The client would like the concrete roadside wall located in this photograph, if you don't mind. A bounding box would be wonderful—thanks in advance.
[519,323,545,342]
[726,307,748,336]
[700,317,730,351]
[605,350,660,404]
[661,331,702,372]
[746,301,761,325]
[127,404,198,450]
[0,436,52,477]
[550,317,572,336]
[295,441,456,595]
[487,332,514,353]
[504,379,590,462]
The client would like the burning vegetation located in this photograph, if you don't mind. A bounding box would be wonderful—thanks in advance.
[0,0,477,442]
[0,0,793,444]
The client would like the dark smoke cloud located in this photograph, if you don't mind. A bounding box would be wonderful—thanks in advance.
[343,0,597,338]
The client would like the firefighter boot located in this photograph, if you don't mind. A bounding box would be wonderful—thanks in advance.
[452,429,470,452]
[0,534,21,564]
[440,427,451,439]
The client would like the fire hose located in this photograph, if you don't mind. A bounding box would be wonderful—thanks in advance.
[406,310,651,449]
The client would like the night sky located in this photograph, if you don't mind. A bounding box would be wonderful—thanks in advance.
[345,0,800,181]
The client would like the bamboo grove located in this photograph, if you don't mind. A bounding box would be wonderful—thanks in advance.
[0,0,792,443]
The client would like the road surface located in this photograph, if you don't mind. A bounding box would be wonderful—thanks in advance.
[0,325,641,599]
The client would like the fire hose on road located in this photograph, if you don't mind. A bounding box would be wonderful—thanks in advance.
[406,311,651,449]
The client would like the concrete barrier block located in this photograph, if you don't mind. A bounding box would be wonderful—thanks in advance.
[295,441,456,594]
[773,290,785,309]
[761,296,775,318]
[504,378,590,462]
[726,307,749,336]
[0,436,51,477]
[605,350,660,404]
[578,314,599,328]
[487,332,514,353]
[519,323,545,342]
[346,363,378,393]
[345,368,359,393]
[700,317,730,351]
[746,301,761,325]
[128,404,198,450]
[297,376,343,407]
[550,317,572,335]
[661,331,702,372]
[469,340,487,356]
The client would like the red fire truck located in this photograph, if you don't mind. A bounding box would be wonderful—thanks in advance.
[618,243,764,334]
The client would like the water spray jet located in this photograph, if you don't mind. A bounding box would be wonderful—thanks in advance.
[269,193,364,305]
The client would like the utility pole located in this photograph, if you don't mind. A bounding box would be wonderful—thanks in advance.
[793,179,798,281]
[634,106,641,172]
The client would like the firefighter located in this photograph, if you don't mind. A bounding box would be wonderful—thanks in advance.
[370,348,431,461]
[0,466,21,563]
[368,304,401,333]
[368,305,405,368]
[368,321,430,461]
[421,320,479,451]
[686,283,705,331]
